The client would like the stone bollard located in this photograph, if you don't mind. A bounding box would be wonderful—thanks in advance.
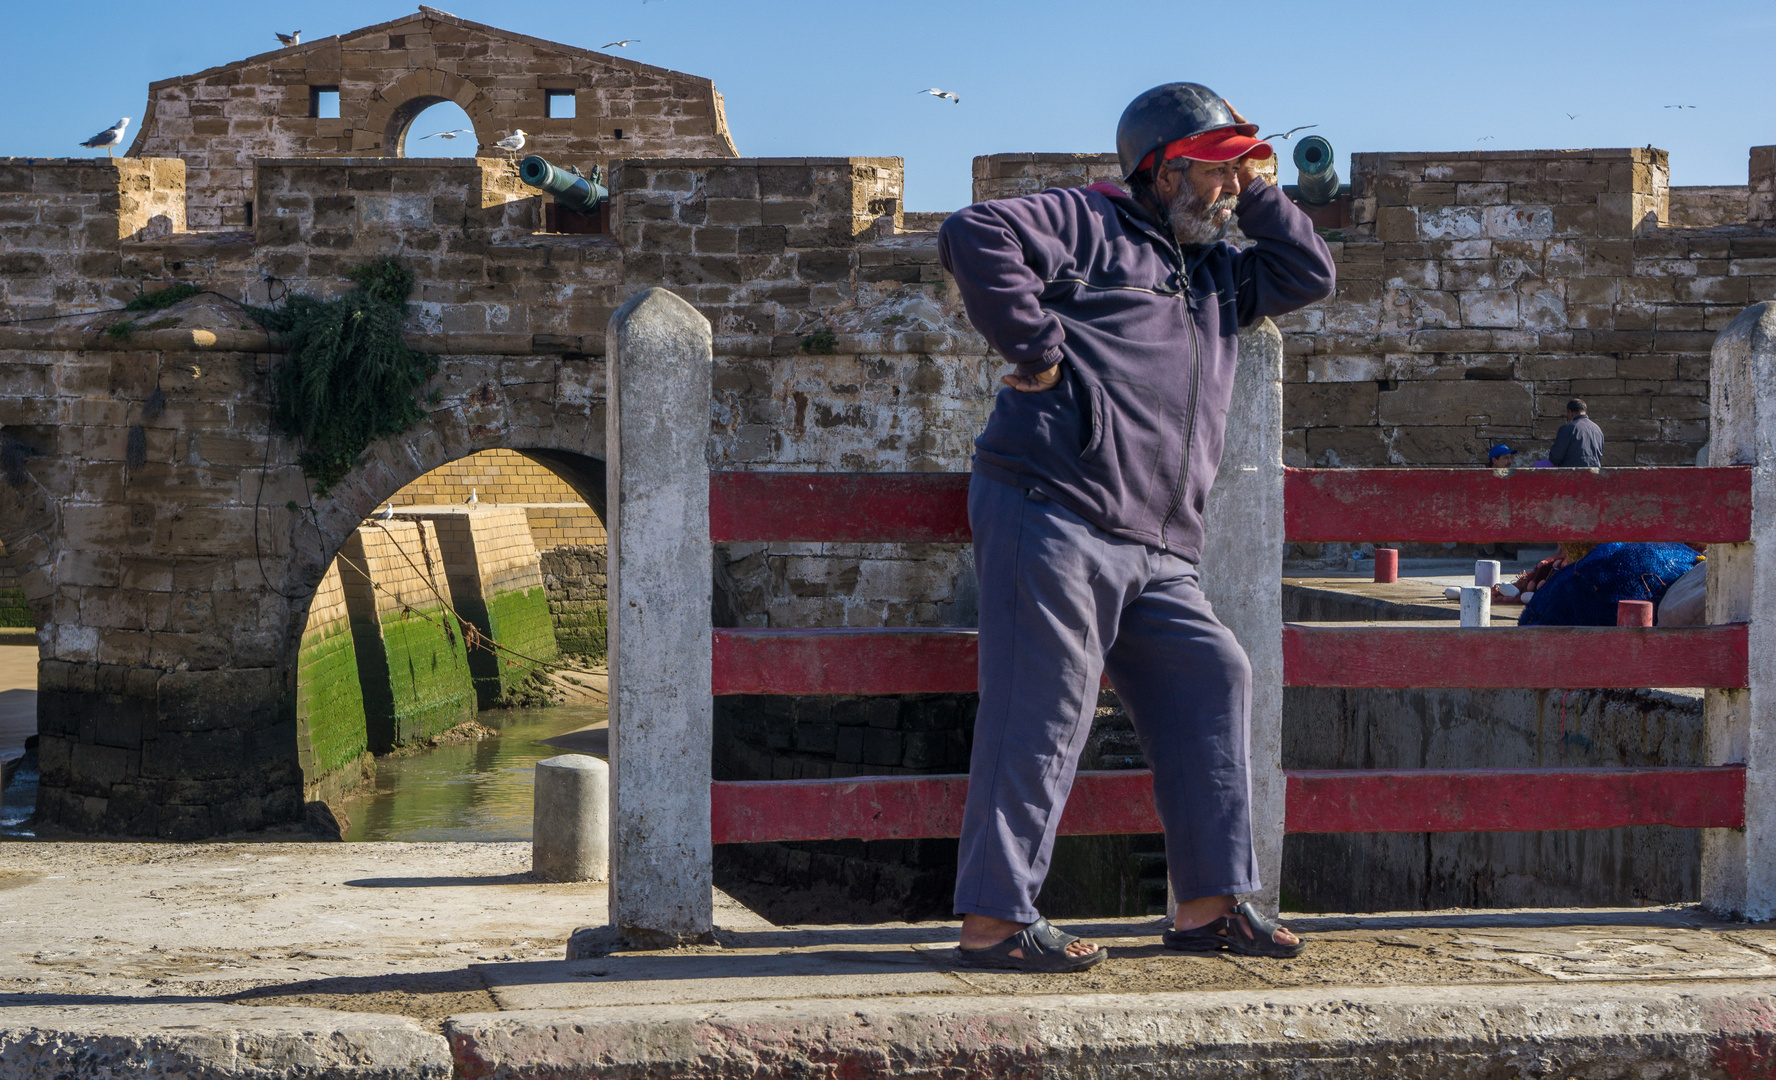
[533,755,609,882]
[605,287,715,945]
[1459,586,1491,627]
[1475,560,1501,588]
[1199,318,1285,917]
[1703,301,1776,919]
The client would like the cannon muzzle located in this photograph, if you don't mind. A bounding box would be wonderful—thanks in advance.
[519,155,607,213]
[1292,135,1339,207]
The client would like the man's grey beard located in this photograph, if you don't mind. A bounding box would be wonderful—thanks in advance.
[1166,183,1238,247]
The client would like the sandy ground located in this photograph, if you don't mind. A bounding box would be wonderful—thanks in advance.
[5,841,1776,1031]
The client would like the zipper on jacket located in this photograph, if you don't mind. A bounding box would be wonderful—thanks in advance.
[1158,281,1202,552]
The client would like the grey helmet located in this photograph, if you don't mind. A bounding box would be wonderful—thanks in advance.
[1115,83,1256,181]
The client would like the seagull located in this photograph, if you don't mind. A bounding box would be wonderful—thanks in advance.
[1664,104,1697,109]
[603,39,639,48]
[275,30,301,46]
[375,502,395,520]
[80,118,129,158]
[1260,124,1318,141]
[1565,112,1580,120]
[421,129,473,140]
[1477,135,1495,142]
[466,488,478,506]
[493,129,527,160]
[919,88,960,104]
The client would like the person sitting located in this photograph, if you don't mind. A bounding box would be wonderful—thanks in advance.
[1516,542,1701,626]
[1487,443,1516,469]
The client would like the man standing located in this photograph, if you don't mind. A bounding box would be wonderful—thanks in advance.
[1548,398,1604,467]
[937,83,1335,972]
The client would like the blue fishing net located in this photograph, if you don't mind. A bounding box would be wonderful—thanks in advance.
[1519,543,1702,627]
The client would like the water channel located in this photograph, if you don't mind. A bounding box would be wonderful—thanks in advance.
[342,702,608,842]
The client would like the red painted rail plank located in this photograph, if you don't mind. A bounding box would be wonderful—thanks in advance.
[710,766,1747,843]
[716,625,1747,695]
[1284,623,1748,689]
[1284,466,1750,543]
[714,628,979,696]
[1286,766,1746,833]
[710,471,971,543]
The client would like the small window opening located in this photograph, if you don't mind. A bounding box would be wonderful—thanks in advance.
[388,33,406,49]
[310,87,340,119]
[546,91,576,119]
[244,201,254,227]
[612,127,624,140]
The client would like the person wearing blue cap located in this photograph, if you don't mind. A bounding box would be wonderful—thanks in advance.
[1487,444,1516,469]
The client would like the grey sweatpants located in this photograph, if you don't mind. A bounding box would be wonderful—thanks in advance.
[954,474,1258,922]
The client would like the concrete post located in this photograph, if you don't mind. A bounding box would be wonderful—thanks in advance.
[605,287,715,944]
[1459,587,1491,627]
[1704,301,1776,919]
[533,755,609,882]
[1199,318,1286,916]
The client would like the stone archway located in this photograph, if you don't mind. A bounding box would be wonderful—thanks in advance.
[362,69,500,158]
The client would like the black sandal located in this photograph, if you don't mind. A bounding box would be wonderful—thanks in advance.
[1163,900,1304,959]
[955,917,1107,973]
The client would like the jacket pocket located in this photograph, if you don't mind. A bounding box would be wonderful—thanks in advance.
[1080,384,1107,461]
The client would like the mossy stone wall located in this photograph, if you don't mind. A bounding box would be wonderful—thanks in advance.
[295,561,369,792]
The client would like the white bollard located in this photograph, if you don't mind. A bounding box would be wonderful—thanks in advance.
[1475,560,1501,588]
[1703,301,1776,919]
[606,287,715,945]
[533,754,609,883]
[1198,318,1285,917]
[1459,586,1491,627]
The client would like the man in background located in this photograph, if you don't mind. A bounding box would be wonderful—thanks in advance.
[1548,399,1604,468]
[1486,444,1515,469]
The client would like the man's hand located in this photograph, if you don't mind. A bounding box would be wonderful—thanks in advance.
[1223,99,1266,190]
[1002,364,1061,392]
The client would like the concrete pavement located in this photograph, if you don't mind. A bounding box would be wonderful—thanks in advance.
[5,841,1776,1076]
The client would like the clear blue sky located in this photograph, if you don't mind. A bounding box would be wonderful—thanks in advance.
[4,0,1773,210]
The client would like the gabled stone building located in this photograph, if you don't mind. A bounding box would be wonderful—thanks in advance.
[127,5,737,229]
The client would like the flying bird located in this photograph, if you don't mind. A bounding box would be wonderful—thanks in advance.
[1565,112,1580,120]
[919,88,960,104]
[465,488,479,506]
[1260,124,1318,141]
[375,503,395,520]
[1664,104,1697,109]
[421,129,473,140]
[1476,135,1495,142]
[603,39,639,48]
[80,118,130,158]
[275,30,301,46]
[493,129,527,160]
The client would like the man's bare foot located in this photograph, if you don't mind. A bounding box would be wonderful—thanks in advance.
[1173,894,1299,948]
[960,913,1099,959]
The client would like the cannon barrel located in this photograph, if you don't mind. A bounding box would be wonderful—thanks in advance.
[518,155,607,213]
[1292,135,1340,207]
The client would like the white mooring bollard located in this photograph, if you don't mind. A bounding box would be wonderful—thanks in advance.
[1459,586,1492,627]
[1474,560,1501,588]
[533,754,609,882]
[1198,318,1286,917]
[605,287,715,945]
[1703,301,1776,919]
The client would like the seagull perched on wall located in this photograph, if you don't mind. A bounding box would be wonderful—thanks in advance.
[79,118,129,158]
[376,502,395,520]
[493,130,527,161]
[275,30,301,46]
[919,88,960,104]
[465,488,478,506]
[421,129,473,141]
[602,39,639,48]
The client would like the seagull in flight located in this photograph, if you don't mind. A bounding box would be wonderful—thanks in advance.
[276,30,301,46]
[80,118,130,158]
[1260,124,1318,141]
[1476,135,1495,142]
[603,39,639,48]
[493,130,527,160]
[1565,112,1580,120]
[421,129,473,140]
[1664,104,1697,109]
[919,88,960,104]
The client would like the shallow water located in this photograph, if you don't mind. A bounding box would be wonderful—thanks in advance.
[342,703,608,843]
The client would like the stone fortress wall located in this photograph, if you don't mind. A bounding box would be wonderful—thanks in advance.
[4,8,1776,842]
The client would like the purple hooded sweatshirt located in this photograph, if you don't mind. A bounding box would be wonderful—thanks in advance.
[938,176,1335,562]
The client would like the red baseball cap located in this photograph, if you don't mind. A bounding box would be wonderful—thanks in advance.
[1134,126,1274,172]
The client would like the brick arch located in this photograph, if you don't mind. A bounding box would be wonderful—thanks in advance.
[360,69,500,158]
